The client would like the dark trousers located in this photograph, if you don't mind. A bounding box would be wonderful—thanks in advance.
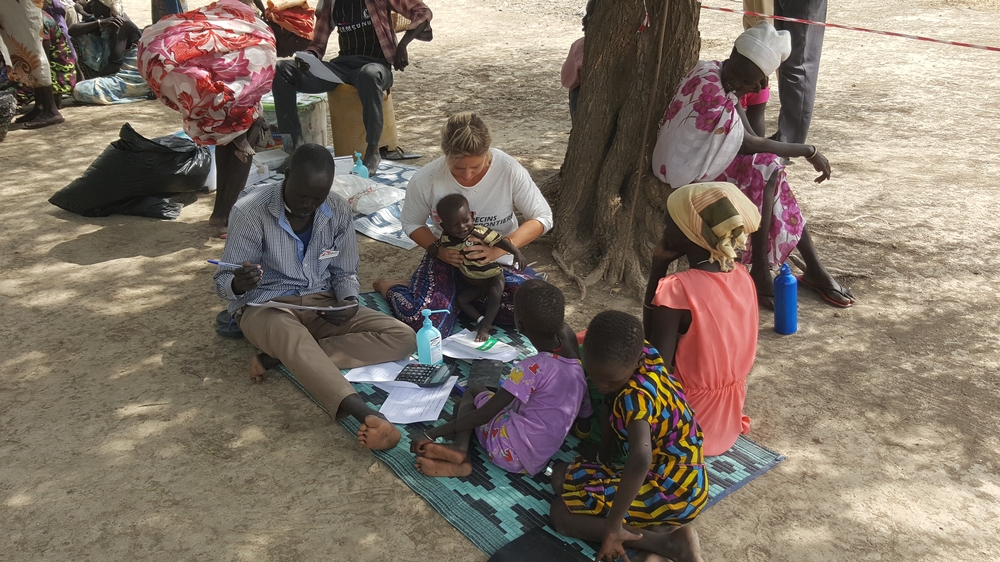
[773,0,826,144]
[273,54,393,147]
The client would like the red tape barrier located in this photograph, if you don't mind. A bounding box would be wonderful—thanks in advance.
[701,4,1000,53]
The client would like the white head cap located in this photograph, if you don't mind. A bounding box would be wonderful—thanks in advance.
[734,22,792,75]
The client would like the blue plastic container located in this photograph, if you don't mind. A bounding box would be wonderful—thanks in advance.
[773,263,798,335]
[350,151,369,178]
[416,309,450,364]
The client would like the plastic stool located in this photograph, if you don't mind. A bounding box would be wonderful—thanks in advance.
[327,85,398,157]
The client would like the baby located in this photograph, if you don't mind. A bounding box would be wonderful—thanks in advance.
[433,193,526,341]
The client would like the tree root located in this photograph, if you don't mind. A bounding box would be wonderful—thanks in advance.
[550,248,587,300]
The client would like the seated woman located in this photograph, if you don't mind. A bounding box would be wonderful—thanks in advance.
[69,0,151,105]
[645,182,761,457]
[651,22,854,309]
[373,112,553,334]
[138,0,276,238]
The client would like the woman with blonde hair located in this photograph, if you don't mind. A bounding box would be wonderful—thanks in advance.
[374,112,553,333]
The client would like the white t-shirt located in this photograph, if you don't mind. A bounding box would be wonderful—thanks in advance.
[400,148,554,241]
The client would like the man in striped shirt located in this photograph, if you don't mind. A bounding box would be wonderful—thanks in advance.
[272,0,433,176]
[214,144,416,450]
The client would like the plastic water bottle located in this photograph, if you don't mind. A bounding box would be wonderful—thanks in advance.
[773,263,797,335]
[350,151,369,178]
[416,309,450,364]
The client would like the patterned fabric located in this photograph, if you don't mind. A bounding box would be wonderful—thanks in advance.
[72,45,151,104]
[310,0,431,64]
[0,0,52,88]
[384,252,534,334]
[14,12,77,105]
[473,391,526,474]
[138,0,277,145]
[0,91,16,141]
[265,0,314,39]
[561,346,708,527]
[653,60,805,270]
[665,182,760,272]
[439,224,505,280]
[214,182,362,314]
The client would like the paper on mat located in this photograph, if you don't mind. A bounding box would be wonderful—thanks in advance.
[442,330,519,362]
[378,376,458,424]
[293,51,344,84]
[344,360,410,383]
[246,301,359,312]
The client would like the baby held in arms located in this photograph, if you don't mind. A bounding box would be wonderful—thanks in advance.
[432,193,526,341]
[410,279,591,477]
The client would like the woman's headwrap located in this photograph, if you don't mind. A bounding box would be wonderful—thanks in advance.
[734,22,791,75]
[666,182,762,272]
[96,0,124,17]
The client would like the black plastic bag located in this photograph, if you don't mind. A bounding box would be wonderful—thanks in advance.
[49,123,211,218]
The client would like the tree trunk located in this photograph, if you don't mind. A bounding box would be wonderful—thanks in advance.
[551,0,700,295]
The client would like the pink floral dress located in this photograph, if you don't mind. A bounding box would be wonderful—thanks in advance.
[652,61,803,270]
[137,0,277,146]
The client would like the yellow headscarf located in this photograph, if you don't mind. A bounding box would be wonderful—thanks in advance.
[666,182,761,271]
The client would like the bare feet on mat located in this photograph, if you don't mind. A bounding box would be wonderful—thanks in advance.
[372,278,408,298]
[645,525,703,562]
[475,324,492,342]
[357,415,401,450]
[419,442,467,464]
[414,456,472,477]
[362,144,381,176]
[249,352,280,383]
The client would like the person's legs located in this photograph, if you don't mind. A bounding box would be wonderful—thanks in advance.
[210,142,253,236]
[379,254,461,334]
[455,281,486,324]
[272,59,340,148]
[773,0,826,144]
[794,226,854,306]
[472,264,534,326]
[237,296,401,450]
[353,61,392,175]
[413,385,485,477]
[0,0,62,128]
[308,306,416,370]
[476,275,505,342]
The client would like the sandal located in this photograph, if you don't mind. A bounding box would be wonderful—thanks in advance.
[797,275,855,308]
[380,146,421,160]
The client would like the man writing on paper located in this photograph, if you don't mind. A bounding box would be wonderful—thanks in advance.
[272,0,433,176]
[215,144,416,450]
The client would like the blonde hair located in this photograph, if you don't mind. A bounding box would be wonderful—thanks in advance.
[441,112,493,163]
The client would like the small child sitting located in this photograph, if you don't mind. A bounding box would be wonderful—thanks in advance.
[433,193,526,341]
[411,279,592,477]
[550,311,707,562]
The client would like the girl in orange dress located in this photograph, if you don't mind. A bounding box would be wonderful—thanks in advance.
[645,182,762,456]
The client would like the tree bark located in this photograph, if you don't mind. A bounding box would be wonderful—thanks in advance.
[551,0,701,295]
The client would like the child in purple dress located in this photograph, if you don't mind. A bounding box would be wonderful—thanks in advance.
[411,279,592,477]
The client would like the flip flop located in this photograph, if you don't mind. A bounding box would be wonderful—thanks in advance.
[797,275,855,308]
[23,115,65,129]
[380,146,421,160]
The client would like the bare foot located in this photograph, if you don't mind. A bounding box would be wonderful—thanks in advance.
[414,456,472,477]
[208,217,228,239]
[372,278,408,298]
[475,324,492,342]
[646,525,703,562]
[419,442,467,464]
[249,353,280,383]
[362,144,381,176]
[357,415,401,450]
[232,133,254,163]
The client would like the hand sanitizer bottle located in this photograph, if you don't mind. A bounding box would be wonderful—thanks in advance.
[417,309,450,364]
[774,263,798,335]
[350,151,369,178]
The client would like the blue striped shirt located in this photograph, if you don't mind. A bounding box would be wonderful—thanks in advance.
[214,183,361,314]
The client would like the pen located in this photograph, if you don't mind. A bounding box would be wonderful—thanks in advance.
[208,260,248,268]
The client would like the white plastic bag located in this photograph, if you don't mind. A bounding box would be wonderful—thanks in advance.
[330,175,406,215]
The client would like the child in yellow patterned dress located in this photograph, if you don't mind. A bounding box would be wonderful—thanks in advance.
[550,310,708,562]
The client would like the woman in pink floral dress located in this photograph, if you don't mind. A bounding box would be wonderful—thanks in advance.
[138,0,276,237]
[652,23,854,308]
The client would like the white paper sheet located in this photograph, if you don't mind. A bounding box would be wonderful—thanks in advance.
[378,376,458,424]
[344,360,410,383]
[441,330,519,362]
[246,301,359,312]
[293,51,345,84]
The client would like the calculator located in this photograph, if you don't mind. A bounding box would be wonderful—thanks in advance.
[394,363,454,387]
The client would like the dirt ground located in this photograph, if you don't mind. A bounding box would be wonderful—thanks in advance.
[3,0,1000,560]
